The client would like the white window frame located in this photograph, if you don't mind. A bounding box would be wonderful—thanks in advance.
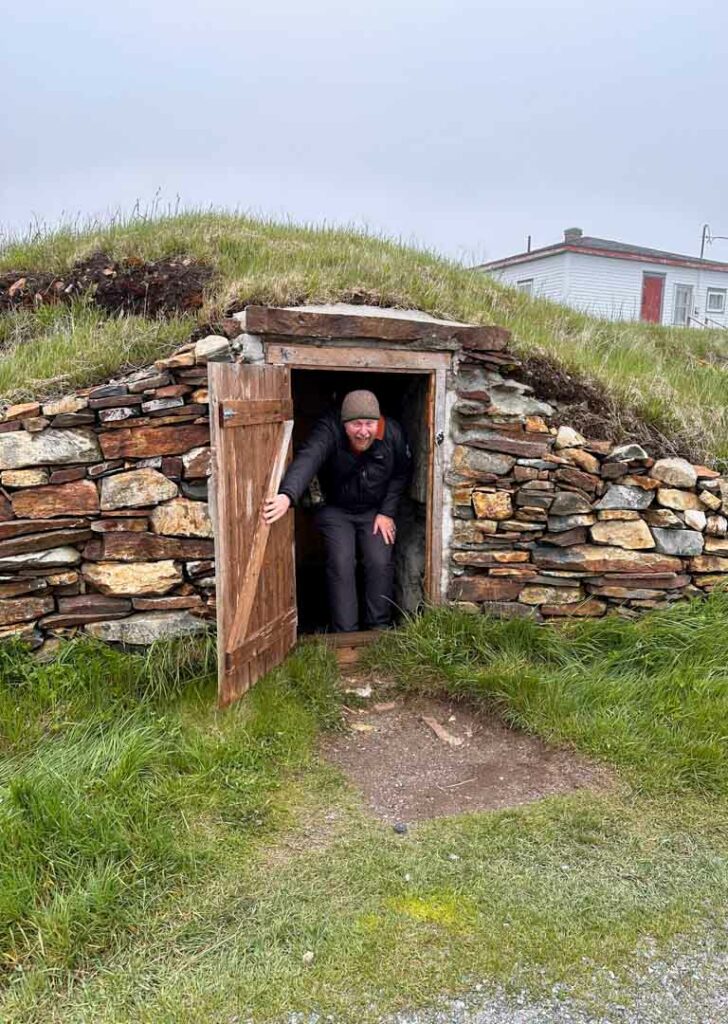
[673,283,694,327]
[706,288,727,315]
[516,278,534,295]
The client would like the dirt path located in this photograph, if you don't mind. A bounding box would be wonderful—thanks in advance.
[322,678,610,823]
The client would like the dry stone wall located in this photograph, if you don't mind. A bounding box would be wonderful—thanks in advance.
[1,305,726,653]
[0,330,241,650]
[448,342,727,619]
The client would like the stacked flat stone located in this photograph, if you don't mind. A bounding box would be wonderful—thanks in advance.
[0,329,239,649]
[2,304,726,651]
[448,353,727,620]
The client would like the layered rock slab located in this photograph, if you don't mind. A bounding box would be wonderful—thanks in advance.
[84,611,208,644]
[82,560,183,595]
[0,428,101,470]
[533,545,682,574]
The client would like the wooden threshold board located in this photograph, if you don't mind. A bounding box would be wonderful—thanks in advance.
[309,630,381,666]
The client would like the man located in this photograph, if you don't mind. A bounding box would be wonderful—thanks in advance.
[263,389,410,632]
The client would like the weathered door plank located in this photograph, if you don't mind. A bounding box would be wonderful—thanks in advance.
[208,362,297,707]
[226,418,294,654]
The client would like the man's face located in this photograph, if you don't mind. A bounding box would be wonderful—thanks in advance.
[344,418,379,452]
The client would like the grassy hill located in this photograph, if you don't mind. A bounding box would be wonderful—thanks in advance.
[2,211,728,461]
[3,211,728,1021]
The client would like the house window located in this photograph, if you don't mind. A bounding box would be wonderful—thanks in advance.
[706,288,727,315]
[673,284,694,327]
[516,278,534,295]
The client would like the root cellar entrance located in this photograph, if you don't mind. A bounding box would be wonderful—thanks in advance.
[290,368,431,634]
[209,315,453,707]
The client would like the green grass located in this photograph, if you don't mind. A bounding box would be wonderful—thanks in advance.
[2,597,728,1021]
[0,634,341,979]
[0,302,193,401]
[5,781,727,1023]
[370,590,728,795]
[3,210,728,458]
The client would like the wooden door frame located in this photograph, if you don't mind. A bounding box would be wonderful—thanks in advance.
[263,343,452,607]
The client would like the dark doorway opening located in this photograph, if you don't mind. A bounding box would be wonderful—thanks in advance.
[290,368,431,634]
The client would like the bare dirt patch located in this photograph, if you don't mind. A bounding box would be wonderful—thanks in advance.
[322,688,610,824]
[0,251,214,315]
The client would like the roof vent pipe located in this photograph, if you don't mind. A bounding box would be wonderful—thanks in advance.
[564,227,583,243]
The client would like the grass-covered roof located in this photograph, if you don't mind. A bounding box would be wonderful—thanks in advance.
[2,211,728,461]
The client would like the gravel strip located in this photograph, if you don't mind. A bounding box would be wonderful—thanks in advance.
[386,929,728,1024]
[285,925,728,1024]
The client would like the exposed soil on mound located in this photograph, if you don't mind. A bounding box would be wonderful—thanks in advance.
[0,252,214,315]
[514,352,699,462]
[322,685,610,824]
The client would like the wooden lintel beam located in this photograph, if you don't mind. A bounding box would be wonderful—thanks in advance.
[245,305,509,350]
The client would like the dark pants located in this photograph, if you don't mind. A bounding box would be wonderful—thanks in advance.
[314,506,395,633]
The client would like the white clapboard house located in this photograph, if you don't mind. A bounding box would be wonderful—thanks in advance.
[478,228,728,328]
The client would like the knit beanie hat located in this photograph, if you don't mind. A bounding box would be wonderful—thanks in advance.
[341,390,380,422]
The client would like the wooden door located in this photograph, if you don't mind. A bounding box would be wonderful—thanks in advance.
[640,274,665,323]
[208,363,297,707]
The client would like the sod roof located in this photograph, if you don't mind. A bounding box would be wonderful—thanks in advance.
[1,211,728,463]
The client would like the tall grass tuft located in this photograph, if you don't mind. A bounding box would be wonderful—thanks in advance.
[0,636,340,975]
[371,592,728,795]
[0,302,192,403]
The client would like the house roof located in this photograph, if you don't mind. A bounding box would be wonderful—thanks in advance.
[476,230,728,274]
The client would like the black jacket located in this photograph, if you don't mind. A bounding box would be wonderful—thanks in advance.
[279,412,411,517]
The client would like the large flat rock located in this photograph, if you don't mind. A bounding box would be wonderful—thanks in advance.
[40,594,133,629]
[451,445,515,479]
[652,528,704,556]
[82,560,183,595]
[10,479,99,519]
[84,611,208,645]
[100,468,178,510]
[590,519,655,550]
[533,544,682,574]
[0,546,82,570]
[99,423,209,460]
[595,485,654,511]
[83,532,214,562]
[0,428,101,470]
[651,458,698,488]
[0,594,55,626]
[150,498,213,538]
[449,577,524,602]
[657,488,704,511]
[0,527,93,559]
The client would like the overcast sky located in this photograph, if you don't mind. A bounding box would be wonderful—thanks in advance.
[3,0,728,263]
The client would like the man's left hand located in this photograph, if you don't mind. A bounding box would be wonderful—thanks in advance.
[373,514,396,545]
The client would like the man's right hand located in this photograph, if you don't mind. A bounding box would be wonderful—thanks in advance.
[263,493,292,525]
